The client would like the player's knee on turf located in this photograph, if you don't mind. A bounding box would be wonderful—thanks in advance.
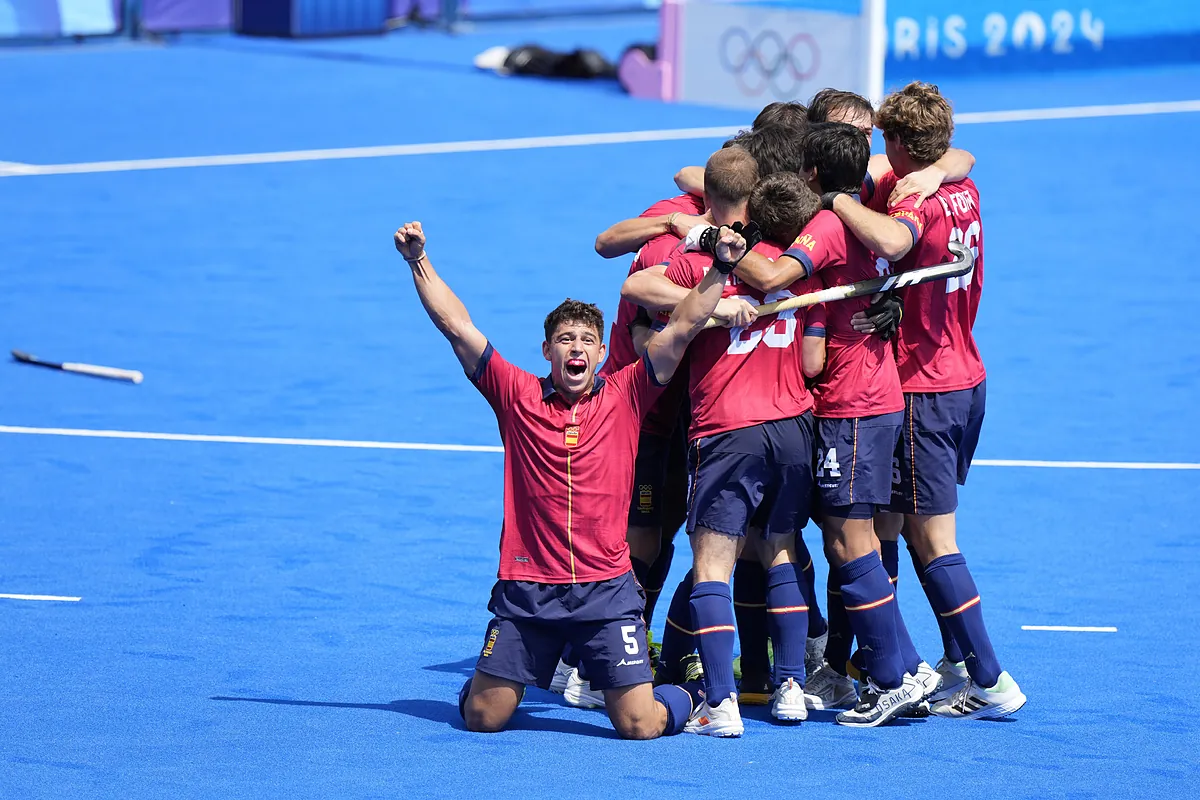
[462,672,523,733]
[606,685,666,740]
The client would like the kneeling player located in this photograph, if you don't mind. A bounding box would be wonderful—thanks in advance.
[393,217,746,739]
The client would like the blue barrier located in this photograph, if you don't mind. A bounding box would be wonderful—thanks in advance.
[0,0,122,38]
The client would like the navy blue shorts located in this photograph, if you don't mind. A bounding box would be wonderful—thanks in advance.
[473,572,653,691]
[685,413,815,538]
[889,381,986,516]
[815,411,903,519]
[628,424,687,527]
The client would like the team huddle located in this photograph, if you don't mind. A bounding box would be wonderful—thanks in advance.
[394,82,1026,739]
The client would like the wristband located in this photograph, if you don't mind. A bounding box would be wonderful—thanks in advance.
[684,224,713,253]
[404,252,426,264]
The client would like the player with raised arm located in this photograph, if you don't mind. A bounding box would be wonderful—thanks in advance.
[623,151,823,735]
[393,218,748,739]
[727,123,931,726]
[827,81,1026,720]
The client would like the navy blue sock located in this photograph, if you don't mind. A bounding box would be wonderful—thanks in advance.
[796,534,828,638]
[766,563,809,684]
[924,553,1002,687]
[824,572,853,675]
[880,539,900,586]
[690,581,737,703]
[910,545,965,663]
[644,541,675,624]
[839,553,904,689]
[458,677,472,721]
[654,682,702,735]
[732,559,770,680]
[658,570,695,681]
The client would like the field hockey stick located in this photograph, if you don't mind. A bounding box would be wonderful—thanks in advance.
[702,241,973,329]
[11,350,144,384]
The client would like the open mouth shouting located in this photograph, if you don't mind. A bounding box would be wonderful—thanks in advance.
[565,358,588,379]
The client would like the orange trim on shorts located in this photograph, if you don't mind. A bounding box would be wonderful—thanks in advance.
[849,418,859,502]
[908,395,919,515]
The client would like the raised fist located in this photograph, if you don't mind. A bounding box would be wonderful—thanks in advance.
[394,221,426,261]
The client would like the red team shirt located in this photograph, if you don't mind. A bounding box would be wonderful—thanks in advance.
[600,193,703,438]
[868,174,986,394]
[664,241,814,440]
[471,345,664,584]
[783,210,904,419]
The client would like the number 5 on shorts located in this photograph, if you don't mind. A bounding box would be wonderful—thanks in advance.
[621,625,640,655]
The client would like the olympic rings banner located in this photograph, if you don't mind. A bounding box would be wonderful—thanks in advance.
[675,1,877,110]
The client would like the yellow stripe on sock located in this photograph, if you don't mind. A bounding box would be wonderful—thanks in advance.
[939,595,981,618]
[732,601,767,609]
[666,617,695,636]
[694,624,737,635]
[845,594,895,612]
[766,605,810,614]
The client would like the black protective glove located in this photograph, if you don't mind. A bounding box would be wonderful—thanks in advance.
[863,291,904,341]
[820,191,846,211]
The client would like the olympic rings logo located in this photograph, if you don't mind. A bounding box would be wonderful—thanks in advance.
[718,28,821,99]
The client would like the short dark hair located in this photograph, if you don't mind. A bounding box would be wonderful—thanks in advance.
[875,81,953,164]
[750,173,821,246]
[753,101,809,132]
[807,88,874,125]
[543,299,604,342]
[735,123,805,177]
[704,146,759,207]
[803,122,870,194]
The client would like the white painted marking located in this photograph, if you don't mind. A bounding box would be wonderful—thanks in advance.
[2,99,1197,178]
[0,425,504,453]
[0,425,1196,468]
[0,593,82,602]
[1021,625,1118,633]
[0,161,36,176]
[955,99,1200,125]
[0,126,743,178]
[975,459,1200,470]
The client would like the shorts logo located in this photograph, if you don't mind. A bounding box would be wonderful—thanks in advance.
[564,425,580,448]
[481,626,500,658]
[638,484,653,512]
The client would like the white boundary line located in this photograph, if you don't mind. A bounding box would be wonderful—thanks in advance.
[1,425,1196,468]
[0,593,81,602]
[3,99,1198,178]
[1021,625,1117,633]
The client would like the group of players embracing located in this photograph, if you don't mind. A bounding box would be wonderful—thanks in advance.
[394,81,1026,741]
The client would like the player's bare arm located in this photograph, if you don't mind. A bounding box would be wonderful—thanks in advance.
[594,211,709,258]
[622,263,756,326]
[646,229,749,383]
[802,329,826,378]
[829,194,915,262]
[866,147,975,208]
[393,221,488,373]
[674,165,705,196]
[734,248,809,293]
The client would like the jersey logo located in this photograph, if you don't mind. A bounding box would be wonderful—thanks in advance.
[564,425,580,447]
[791,233,817,251]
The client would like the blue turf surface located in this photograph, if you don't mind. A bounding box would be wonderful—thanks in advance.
[2,20,1199,800]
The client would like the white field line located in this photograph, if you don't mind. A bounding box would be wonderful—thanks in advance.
[0,593,82,602]
[1021,625,1118,633]
[1,425,1196,468]
[2,99,1198,178]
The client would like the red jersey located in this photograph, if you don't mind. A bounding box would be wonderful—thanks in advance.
[868,174,986,393]
[783,210,903,418]
[664,240,813,440]
[471,345,665,583]
[601,193,702,437]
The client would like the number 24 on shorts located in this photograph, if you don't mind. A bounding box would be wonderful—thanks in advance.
[816,448,841,478]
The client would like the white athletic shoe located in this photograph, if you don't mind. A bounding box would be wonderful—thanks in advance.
[549,660,572,695]
[473,46,512,73]
[835,673,922,728]
[804,662,858,710]
[685,693,744,737]
[563,668,605,709]
[914,661,940,698]
[805,629,829,681]
[930,671,1027,720]
[770,677,809,722]
[928,657,971,703]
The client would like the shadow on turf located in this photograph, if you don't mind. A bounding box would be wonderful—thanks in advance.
[422,657,477,675]
[210,694,617,738]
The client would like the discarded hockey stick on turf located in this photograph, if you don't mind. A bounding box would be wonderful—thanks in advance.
[11,350,144,384]
[702,240,973,329]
